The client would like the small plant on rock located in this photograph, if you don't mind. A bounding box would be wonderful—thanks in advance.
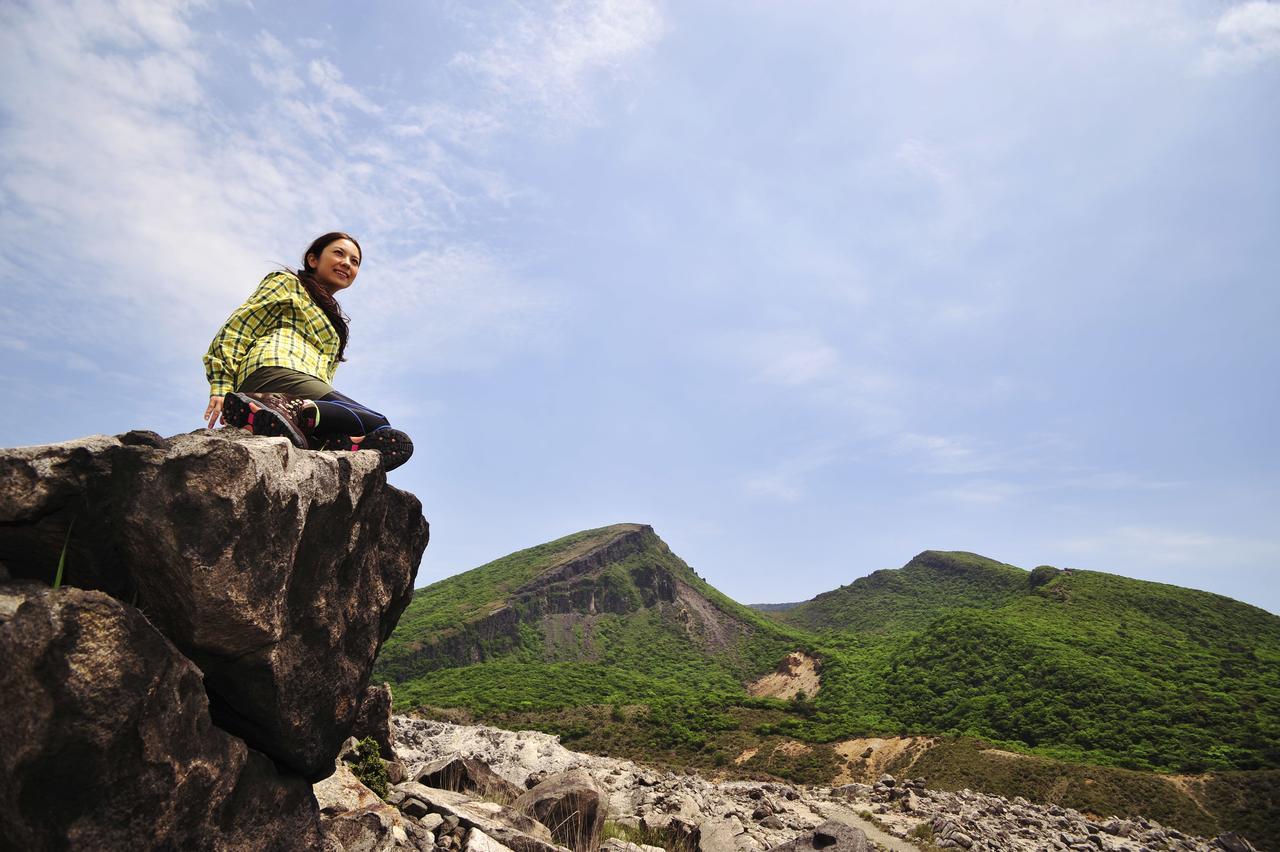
[350,736,389,799]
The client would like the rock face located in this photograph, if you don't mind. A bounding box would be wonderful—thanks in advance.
[0,429,429,779]
[354,682,398,760]
[0,581,323,851]
[0,429,429,848]
[377,524,766,680]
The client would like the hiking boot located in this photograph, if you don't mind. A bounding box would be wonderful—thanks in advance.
[315,427,414,471]
[224,392,316,449]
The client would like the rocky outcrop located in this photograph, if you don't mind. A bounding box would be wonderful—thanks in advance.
[0,429,429,779]
[0,582,323,850]
[0,429,429,848]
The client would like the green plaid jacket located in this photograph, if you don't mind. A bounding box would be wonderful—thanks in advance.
[204,271,340,396]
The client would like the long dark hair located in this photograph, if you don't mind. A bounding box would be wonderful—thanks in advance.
[295,232,360,363]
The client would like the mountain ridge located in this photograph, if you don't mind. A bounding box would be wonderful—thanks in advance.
[376,523,1279,845]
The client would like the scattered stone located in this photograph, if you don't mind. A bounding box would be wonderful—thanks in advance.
[390,717,1251,852]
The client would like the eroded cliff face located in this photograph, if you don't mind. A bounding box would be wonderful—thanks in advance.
[379,525,755,675]
[0,429,429,848]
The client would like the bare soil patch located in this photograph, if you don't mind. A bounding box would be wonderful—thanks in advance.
[746,651,821,700]
[832,736,937,784]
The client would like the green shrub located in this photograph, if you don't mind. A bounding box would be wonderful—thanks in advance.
[350,736,389,799]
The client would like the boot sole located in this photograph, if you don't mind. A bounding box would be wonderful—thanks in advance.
[317,428,413,471]
[222,392,254,429]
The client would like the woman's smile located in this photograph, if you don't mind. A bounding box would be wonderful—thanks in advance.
[310,238,361,291]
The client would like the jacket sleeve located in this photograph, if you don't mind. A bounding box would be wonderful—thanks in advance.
[202,273,294,396]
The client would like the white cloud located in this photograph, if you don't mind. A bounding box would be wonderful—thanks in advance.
[308,58,382,116]
[1200,1,1280,73]
[893,432,1001,475]
[450,0,663,127]
[353,244,563,374]
[0,1,602,385]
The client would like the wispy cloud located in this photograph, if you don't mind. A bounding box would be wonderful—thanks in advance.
[742,445,846,502]
[450,0,664,128]
[0,0,660,391]
[1200,1,1280,73]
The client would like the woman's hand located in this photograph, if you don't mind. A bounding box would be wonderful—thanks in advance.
[205,395,224,429]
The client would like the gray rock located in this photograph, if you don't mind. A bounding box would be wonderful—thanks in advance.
[514,769,607,852]
[417,756,525,802]
[391,782,560,852]
[0,582,323,850]
[466,829,516,852]
[324,803,433,851]
[316,760,386,817]
[1213,833,1260,852]
[353,682,398,760]
[764,820,870,852]
[0,431,429,780]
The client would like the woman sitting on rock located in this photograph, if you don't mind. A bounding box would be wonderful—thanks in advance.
[202,232,413,471]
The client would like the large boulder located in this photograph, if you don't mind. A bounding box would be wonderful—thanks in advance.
[0,581,323,850]
[415,756,525,803]
[0,430,429,780]
[513,769,607,852]
[764,821,870,852]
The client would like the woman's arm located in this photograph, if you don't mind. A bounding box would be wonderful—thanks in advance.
[202,273,295,403]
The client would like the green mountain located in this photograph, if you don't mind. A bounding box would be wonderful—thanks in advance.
[765,552,1280,774]
[377,529,1280,845]
[770,550,1029,634]
[377,523,806,714]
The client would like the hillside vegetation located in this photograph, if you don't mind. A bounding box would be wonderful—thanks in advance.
[378,527,1280,845]
[378,524,806,718]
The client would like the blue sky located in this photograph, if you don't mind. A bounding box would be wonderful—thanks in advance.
[2,1,1277,614]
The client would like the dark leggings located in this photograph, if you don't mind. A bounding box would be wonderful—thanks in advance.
[311,391,391,439]
[239,367,392,438]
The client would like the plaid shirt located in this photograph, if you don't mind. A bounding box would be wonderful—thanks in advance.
[204,271,340,396]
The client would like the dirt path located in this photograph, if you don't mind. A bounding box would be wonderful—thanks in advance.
[818,800,923,852]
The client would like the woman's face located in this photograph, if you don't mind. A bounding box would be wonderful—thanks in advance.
[308,238,361,291]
